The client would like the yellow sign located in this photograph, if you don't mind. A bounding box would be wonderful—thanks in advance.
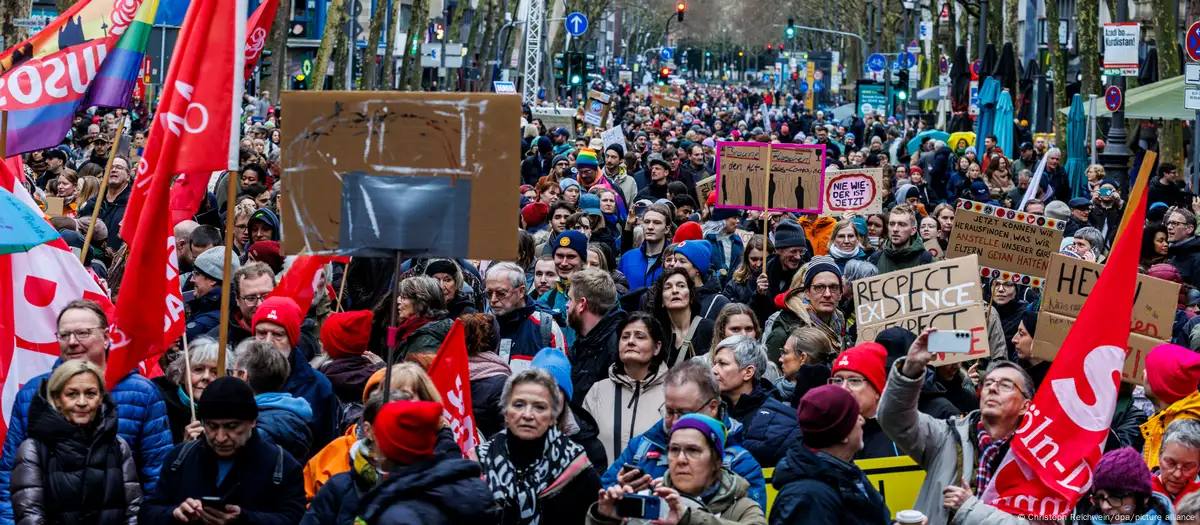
[762,455,924,518]
[805,61,816,110]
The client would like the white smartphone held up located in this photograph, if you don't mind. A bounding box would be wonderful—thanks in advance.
[928,330,973,354]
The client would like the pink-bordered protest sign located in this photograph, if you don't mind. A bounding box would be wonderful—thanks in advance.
[714,141,826,214]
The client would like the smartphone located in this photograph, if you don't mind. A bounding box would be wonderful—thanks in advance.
[1099,187,1114,197]
[621,463,643,476]
[929,330,973,354]
[200,496,226,509]
[615,494,668,520]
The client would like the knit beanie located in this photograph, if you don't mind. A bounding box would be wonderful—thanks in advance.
[773,219,808,250]
[1093,447,1153,495]
[424,260,459,280]
[605,143,625,160]
[373,400,444,465]
[363,368,387,403]
[252,296,303,348]
[522,202,549,227]
[321,310,374,359]
[671,414,726,459]
[554,230,588,261]
[1147,263,1183,284]
[560,178,582,193]
[1145,343,1200,406]
[552,153,571,167]
[798,385,861,449]
[531,347,574,402]
[802,255,842,290]
[673,221,704,243]
[832,342,888,393]
[196,376,259,421]
[674,240,712,278]
[576,148,600,170]
[247,241,284,273]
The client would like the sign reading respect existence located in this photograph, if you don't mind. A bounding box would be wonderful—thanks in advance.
[1032,254,1179,384]
[714,142,826,214]
[945,199,1065,287]
[853,255,989,365]
[822,168,883,216]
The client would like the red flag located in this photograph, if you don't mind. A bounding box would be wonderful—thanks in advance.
[167,171,215,226]
[109,0,239,389]
[981,179,1150,517]
[243,0,280,80]
[427,320,481,458]
[269,255,333,315]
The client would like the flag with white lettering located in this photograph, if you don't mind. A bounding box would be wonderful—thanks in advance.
[427,320,480,458]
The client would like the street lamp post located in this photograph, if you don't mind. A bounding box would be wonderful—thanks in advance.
[1099,0,1131,189]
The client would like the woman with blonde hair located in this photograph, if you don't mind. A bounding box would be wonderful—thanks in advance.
[11,359,142,525]
[826,219,867,270]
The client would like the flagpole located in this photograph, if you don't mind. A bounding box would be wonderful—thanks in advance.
[335,257,352,312]
[217,0,249,375]
[81,120,126,264]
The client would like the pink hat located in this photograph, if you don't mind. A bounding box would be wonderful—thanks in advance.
[1145,343,1200,406]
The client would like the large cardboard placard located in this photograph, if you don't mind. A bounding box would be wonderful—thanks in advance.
[279,92,519,260]
[1031,253,1180,384]
[945,199,1065,287]
[853,255,989,365]
[822,168,883,216]
[652,85,682,109]
[714,141,826,214]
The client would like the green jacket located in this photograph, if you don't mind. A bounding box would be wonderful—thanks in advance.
[586,469,766,525]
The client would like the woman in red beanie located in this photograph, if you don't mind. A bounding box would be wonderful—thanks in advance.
[317,310,384,407]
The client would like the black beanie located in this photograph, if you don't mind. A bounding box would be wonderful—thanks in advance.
[773,219,808,250]
[605,143,625,159]
[196,377,259,422]
[424,260,458,279]
[1021,309,1039,338]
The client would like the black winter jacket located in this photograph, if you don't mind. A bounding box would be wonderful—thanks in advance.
[726,380,802,469]
[140,432,306,524]
[151,376,193,445]
[299,467,371,525]
[1170,236,1200,287]
[569,308,628,404]
[355,457,496,525]
[769,439,891,525]
[471,374,508,440]
[12,387,142,525]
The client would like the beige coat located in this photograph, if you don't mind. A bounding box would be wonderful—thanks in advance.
[582,362,668,464]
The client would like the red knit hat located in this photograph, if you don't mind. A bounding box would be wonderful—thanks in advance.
[252,296,303,347]
[522,202,549,227]
[321,310,374,359]
[247,241,284,273]
[832,342,888,393]
[1146,343,1200,406]
[673,221,703,243]
[373,400,444,464]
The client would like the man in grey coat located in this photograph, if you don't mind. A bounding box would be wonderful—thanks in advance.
[877,329,1036,525]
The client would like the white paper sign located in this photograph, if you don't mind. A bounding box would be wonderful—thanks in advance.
[1102,23,1140,76]
[602,125,628,151]
[1185,88,1200,111]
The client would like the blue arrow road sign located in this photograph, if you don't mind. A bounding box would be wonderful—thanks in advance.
[814,80,823,92]
[660,47,674,60]
[866,53,886,72]
[566,12,588,36]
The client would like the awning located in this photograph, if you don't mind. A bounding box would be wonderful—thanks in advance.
[915,86,944,101]
[1057,75,1191,121]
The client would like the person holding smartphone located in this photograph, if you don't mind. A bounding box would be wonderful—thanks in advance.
[1090,179,1124,247]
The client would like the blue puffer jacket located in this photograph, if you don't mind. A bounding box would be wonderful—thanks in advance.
[600,415,767,510]
[354,457,495,525]
[705,232,744,284]
[184,287,222,342]
[282,349,341,453]
[618,243,665,291]
[727,379,803,469]
[256,392,314,462]
[0,366,171,525]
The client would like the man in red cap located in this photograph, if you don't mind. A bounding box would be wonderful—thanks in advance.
[318,310,383,406]
[254,296,341,452]
[353,401,494,523]
[831,342,897,459]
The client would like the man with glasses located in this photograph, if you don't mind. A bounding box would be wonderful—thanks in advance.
[485,262,567,370]
[0,300,172,523]
[206,262,276,349]
[766,256,846,362]
[830,341,897,459]
[1165,208,1200,286]
[599,360,767,510]
[78,155,133,252]
[877,328,1035,525]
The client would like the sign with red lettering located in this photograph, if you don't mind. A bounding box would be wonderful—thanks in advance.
[822,168,882,216]
[852,255,988,365]
[945,199,1065,287]
[1031,253,1179,384]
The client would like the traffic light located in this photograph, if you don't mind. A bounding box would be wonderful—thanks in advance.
[659,67,671,84]
[738,51,744,57]
[292,74,308,90]
[896,68,909,101]
[786,18,795,39]
[261,49,273,76]
[554,53,566,82]
[434,23,445,41]
[777,44,784,51]
[676,2,685,21]
[791,72,799,81]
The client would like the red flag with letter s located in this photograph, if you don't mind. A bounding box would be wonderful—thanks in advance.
[109,0,237,389]
[981,179,1150,518]
[427,320,480,459]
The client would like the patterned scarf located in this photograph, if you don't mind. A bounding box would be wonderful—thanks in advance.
[477,427,591,525]
[803,299,847,351]
[350,440,380,487]
[975,421,1012,492]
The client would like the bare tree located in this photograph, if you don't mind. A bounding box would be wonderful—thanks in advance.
[1047,0,1066,146]
[312,0,349,91]
[382,0,405,88]
[362,0,389,89]
[1078,0,1100,99]
[1155,0,1182,165]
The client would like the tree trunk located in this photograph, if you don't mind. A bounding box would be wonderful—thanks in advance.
[1078,0,1100,99]
[1047,0,1067,146]
[382,0,405,89]
[312,0,349,91]
[500,0,524,74]
[447,0,466,42]
[362,0,390,89]
[478,0,499,88]
[331,11,351,89]
[265,0,289,103]
[407,0,430,90]
[1005,0,1018,44]
[397,0,420,89]
[988,0,1003,48]
[1156,0,1183,166]
[1,0,30,52]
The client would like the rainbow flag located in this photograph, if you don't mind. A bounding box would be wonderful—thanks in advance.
[0,0,157,155]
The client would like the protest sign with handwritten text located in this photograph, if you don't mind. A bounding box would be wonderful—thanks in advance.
[714,141,825,214]
[822,168,883,216]
[945,199,1065,287]
[853,255,988,365]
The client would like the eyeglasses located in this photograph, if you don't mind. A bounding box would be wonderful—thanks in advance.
[827,377,868,390]
[486,288,514,300]
[1167,220,1189,228]
[981,378,1022,395]
[659,398,715,420]
[993,282,1016,290]
[808,284,842,295]
[239,294,269,304]
[1160,457,1199,475]
[1090,491,1130,509]
[667,444,708,461]
[55,327,104,342]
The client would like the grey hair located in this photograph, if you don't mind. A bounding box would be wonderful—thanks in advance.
[982,361,1035,399]
[843,259,879,284]
[501,368,565,419]
[665,359,721,401]
[486,262,527,290]
[398,275,448,318]
[166,337,232,384]
[1072,227,1106,256]
[715,335,768,381]
[1162,418,1200,455]
[1047,147,1062,157]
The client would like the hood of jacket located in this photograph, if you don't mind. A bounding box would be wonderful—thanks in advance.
[247,207,281,241]
[608,361,668,391]
[187,286,224,313]
[773,438,862,490]
[28,379,120,446]
[256,392,313,421]
[319,356,381,404]
[884,234,928,261]
[357,457,493,522]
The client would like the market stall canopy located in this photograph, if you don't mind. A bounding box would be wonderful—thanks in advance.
[1057,75,1190,121]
